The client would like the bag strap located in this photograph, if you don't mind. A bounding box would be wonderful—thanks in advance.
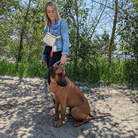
[47,20,61,39]
[56,35,61,39]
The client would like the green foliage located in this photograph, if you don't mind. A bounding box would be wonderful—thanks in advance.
[0,0,46,62]
[1,58,137,85]
[100,59,138,85]
[0,0,138,86]
[117,0,138,64]
[65,60,100,83]
[0,59,48,79]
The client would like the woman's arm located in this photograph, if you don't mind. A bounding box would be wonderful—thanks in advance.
[60,20,71,64]
[60,54,66,64]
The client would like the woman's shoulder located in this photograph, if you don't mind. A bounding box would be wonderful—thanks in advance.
[56,19,65,25]
[59,19,67,26]
[60,19,66,24]
[55,19,67,28]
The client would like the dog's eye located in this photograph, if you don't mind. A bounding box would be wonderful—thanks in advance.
[58,73,62,76]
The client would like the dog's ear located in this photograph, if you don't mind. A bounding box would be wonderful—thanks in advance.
[49,66,57,78]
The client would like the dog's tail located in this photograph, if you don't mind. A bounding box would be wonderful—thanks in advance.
[89,113,111,119]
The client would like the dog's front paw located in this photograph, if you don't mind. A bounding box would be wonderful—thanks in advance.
[54,115,59,121]
[55,121,62,127]
[74,122,80,127]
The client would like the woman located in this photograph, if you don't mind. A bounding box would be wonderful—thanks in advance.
[41,1,71,115]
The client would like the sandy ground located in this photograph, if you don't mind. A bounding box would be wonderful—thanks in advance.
[0,76,138,138]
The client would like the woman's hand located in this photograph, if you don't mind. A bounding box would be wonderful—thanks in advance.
[60,54,66,64]
[41,60,45,66]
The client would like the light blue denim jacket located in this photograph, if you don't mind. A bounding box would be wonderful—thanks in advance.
[41,19,71,61]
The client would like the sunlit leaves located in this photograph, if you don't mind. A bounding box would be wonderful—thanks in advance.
[117,0,138,62]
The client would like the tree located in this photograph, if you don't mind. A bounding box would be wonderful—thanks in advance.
[108,0,118,64]
[17,0,32,62]
[117,0,138,66]
[0,0,20,54]
[57,0,89,73]
[57,0,111,73]
[1,0,47,62]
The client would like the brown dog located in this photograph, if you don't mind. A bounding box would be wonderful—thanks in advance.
[49,65,111,127]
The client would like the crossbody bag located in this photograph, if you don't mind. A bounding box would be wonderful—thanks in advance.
[43,20,61,52]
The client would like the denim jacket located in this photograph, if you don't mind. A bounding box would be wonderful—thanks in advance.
[41,19,71,61]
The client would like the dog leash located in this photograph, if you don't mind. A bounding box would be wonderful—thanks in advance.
[53,58,71,66]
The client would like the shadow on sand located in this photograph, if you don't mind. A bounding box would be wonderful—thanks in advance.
[0,77,138,138]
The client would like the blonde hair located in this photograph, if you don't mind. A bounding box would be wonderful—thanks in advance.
[44,1,60,28]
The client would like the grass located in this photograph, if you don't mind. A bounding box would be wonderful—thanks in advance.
[0,58,138,86]
[65,58,138,85]
[0,59,48,79]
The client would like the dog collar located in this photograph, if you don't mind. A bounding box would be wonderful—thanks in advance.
[51,78,57,83]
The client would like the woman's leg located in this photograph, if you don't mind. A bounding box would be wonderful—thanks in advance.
[45,52,55,105]
[48,51,62,104]
[48,51,62,82]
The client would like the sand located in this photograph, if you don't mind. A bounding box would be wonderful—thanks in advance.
[0,76,138,138]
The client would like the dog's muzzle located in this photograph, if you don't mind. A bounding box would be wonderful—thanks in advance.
[58,80,67,87]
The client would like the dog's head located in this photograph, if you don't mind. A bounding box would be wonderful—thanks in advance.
[49,66,67,87]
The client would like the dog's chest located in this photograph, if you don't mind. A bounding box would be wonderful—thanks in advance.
[50,92,55,99]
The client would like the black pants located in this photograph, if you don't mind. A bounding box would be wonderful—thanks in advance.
[46,51,62,84]
[45,51,62,103]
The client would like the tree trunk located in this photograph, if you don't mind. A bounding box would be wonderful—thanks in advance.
[17,0,31,62]
[27,2,40,62]
[108,0,118,64]
[74,0,79,74]
[89,0,107,39]
[137,54,138,67]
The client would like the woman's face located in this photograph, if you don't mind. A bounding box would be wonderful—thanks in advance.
[47,6,55,23]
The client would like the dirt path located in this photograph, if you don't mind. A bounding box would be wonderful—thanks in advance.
[0,77,138,138]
